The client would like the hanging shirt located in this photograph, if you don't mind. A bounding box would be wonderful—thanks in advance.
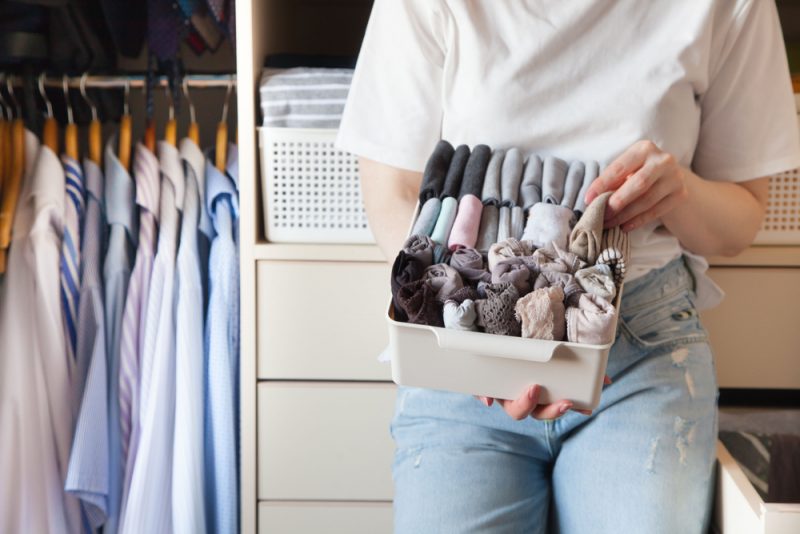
[103,137,138,534]
[118,143,160,518]
[60,156,85,368]
[204,144,240,534]
[121,141,184,534]
[65,157,109,529]
[171,137,210,534]
[0,131,83,533]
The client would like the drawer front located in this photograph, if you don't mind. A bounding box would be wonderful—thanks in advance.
[702,268,800,389]
[259,502,392,534]
[257,261,392,380]
[258,382,396,500]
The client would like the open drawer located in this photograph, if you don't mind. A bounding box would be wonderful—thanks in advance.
[714,441,800,534]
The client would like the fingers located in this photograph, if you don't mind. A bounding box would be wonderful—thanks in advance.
[531,400,574,420]
[604,174,674,229]
[475,395,494,407]
[585,140,658,204]
[619,189,687,232]
[496,385,542,420]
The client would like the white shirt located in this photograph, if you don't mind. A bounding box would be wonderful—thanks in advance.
[337,0,800,284]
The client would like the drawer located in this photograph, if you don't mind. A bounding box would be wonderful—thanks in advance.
[258,382,396,500]
[259,501,392,534]
[256,261,392,380]
[702,268,800,389]
[714,441,800,534]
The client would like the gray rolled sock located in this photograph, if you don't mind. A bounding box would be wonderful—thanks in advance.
[482,149,505,206]
[574,161,600,214]
[411,197,442,237]
[542,156,569,205]
[520,154,543,211]
[441,144,470,199]
[500,147,524,207]
[460,144,491,200]
[511,206,525,240]
[497,206,512,242]
[419,140,455,203]
[476,205,499,252]
[561,160,585,210]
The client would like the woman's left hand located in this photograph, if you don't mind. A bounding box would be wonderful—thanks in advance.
[584,140,689,232]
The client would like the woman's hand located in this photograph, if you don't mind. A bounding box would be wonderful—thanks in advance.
[584,140,689,232]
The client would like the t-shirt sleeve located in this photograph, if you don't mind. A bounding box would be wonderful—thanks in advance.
[335,0,447,172]
[693,0,800,182]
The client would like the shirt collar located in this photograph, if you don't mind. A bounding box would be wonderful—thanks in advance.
[133,142,161,215]
[104,135,136,234]
[204,147,238,218]
[226,143,239,190]
[82,158,104,207]
[157,141,185,212]
[179,137,214,239]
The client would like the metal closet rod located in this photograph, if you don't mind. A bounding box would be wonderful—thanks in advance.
[3,73,237,89]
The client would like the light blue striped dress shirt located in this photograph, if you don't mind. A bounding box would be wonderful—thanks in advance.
[204,145,240,534]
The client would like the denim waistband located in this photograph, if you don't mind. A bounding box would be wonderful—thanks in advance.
[619,256,694,314]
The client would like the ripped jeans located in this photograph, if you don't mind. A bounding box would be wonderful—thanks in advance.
[391,256,718,534]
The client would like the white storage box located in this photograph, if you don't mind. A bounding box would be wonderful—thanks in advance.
[258,127,374,244]
[714,441,800,534]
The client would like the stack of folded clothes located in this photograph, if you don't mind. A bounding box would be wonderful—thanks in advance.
[259,67,353,129]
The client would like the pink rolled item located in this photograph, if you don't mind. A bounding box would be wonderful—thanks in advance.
[514,286,566,341]
[566,293,618,345]
[448,194,483,251]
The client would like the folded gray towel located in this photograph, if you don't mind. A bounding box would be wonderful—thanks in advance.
[411,198,442,237]
[521,202,576,249]
[419,140,455,203]
[476,205,499,252]
[542,156,569,205]
[511,206,525,240]
[561,160,585,209]
[497,206,512,242]
[441,144,470,199]
[574,160,600,214]
[460,144,490,200]
[500,147,523,207]
[482,149,505,206]
[260,67,353,128]
[520,154,543,211]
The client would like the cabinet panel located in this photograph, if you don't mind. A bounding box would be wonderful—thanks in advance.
[258,382,396,500]
[702,268,800,389]
[257,261,391,380]
[258,502,392,534]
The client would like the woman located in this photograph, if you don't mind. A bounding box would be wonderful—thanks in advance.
[337,1,800,532]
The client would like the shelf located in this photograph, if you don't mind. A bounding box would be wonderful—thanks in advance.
[708,245,800,268]
[252,242,386,262]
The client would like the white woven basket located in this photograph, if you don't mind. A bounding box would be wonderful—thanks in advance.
[259,127,374,244]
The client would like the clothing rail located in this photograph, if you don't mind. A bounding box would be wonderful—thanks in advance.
[3,74,237,89]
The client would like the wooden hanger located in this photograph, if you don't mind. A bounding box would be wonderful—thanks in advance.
[182,77,199,145]
[119,80,132,170]
[215,79,234,171]
[63,75,78,160]
[0,81,9,210]
[0,78,26,273]
[39,74,59,154]
[164,84,177,147]
[80,73,102,166]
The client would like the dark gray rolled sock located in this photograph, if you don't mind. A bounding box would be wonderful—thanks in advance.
[542,156,568,205]
[476,204,499,252]
[418,140,455,203]
[520,154,543,212]
[500,147,524,207]
[561,160,585,210]
[460,144,491,200]
[574,160,600,214]
[482,149,504,206]
[440,144,470,199]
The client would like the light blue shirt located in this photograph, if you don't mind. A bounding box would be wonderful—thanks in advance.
[204,145,239,534]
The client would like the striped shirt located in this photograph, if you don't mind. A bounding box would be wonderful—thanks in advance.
[260,67,353,128]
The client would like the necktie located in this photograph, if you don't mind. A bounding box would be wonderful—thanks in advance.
[61,156,85,364]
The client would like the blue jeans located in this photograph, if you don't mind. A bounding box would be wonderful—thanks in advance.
[391,256,718,534]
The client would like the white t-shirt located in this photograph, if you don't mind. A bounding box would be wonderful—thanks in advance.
[337,0,800,284]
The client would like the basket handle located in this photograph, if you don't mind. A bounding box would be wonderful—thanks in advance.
[432,328,558,363]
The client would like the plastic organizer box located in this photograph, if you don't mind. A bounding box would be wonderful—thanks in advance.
[386,207,620,411]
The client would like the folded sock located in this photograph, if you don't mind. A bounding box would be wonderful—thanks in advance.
[500,147,523,207]
[487,238,534,272]
[515,286,566,341]
[475,204,499,252]
[597,226,630,285]
[475,282,521,336]
[441,144,470,199]
[575,264,617,302]
[533,271,584,307]
[443,299,478,331]
[542,156,569,205]
[566,293,617,344]
[423,263,465,302]
[527,243,587,274]
[497,206,512,242]
[433,243,451,265]
[402,235,436,267]
[396,280,444,327]
[430,196,458,246]
[481,149,505,206]
[520,154,543,211]
[574,160,600,214]
[449,247,491,284]
[491,257,534,295]
[419,140,454,203]
[511,206,524,240]
[569,191,612,264]
[460,144,491,200]
[448,194,483,250]
[391,251,427,321]
[561,160,585,209]
[521,202,576,249]
[411,197,442,237]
